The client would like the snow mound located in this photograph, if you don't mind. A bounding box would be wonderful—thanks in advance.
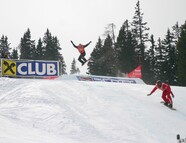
[0,77,186,143]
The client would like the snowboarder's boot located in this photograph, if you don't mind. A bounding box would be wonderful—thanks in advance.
[164,102,168,106]
[169,104,173,108]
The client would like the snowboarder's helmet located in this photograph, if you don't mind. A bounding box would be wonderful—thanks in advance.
[156,80,162,88]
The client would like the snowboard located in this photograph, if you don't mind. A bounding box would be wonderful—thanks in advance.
[160,101,176,110]
[82,58,93,66]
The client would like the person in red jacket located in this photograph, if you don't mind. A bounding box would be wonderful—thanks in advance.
[71,41,91,65]
[147,80,175,108]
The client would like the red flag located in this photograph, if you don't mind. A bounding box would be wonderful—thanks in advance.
[128,65,142,78]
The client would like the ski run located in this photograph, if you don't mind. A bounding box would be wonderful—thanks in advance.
[0,75,186,143]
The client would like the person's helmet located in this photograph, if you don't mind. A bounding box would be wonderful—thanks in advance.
[156,80,162,88]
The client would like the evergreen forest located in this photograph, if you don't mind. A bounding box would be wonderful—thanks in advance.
[0,0,186,86]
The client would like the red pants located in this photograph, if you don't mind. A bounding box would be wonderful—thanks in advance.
[162,90,173,104]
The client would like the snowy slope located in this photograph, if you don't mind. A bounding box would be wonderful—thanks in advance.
[0,76,186,143]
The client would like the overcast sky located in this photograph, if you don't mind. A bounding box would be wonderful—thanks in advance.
[0,0,186,73]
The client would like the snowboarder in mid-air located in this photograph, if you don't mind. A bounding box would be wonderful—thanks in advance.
[147,80,175,108]
[71,40,91,65]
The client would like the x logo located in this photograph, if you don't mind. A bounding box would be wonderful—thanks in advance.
[3,60,16,75]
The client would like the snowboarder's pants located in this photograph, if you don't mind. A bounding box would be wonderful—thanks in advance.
[162,90,173,104]
[78,52,86,64]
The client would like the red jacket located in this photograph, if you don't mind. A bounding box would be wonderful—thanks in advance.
[71,41,91,54]
[77,44,85,54]
[150,83,173,95]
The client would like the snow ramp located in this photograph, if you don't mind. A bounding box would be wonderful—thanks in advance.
[0,77,186,143]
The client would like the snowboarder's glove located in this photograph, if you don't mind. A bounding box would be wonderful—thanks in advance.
[172,94,175,98]
[147,93,151,96]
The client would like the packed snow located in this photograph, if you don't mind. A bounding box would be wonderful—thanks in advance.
[0,75,186,143]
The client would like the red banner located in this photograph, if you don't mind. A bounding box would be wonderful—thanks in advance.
[128,65,142,78]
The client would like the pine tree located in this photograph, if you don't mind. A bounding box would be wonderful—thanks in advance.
[88,37,103,75]
[131,0,149,62]
[101,35,117,76]
[88,35,117,76]
[35,38,45,60]
[31,45,37,60]
[20,28,35,59]
[177,21,186,86]
[116,20,138,75]
[0,35,11,58]
[52,36,62,60]
[43,29,62,60]
[103,23,116,44]
[172,22,181,42]
[11,48,19,59]
[161,29,177,84]
[154,38,165,81]
[43,29,53,60]
[59,55,67,75]
[143,35,156,84]
[70,58,80,74]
